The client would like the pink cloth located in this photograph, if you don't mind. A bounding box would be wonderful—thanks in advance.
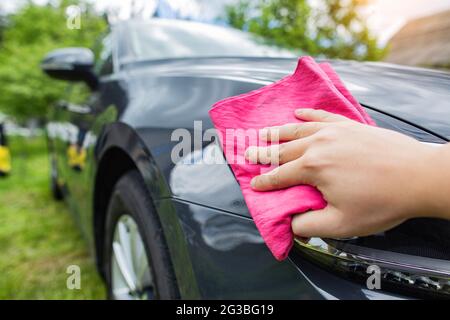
[209,56,375,260]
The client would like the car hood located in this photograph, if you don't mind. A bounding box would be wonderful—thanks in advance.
[331,59,450,141]
[127,57,450,140]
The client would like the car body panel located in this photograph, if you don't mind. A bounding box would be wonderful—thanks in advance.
[121,57,450,140]
[156,198,408,299]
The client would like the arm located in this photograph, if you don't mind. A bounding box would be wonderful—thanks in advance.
[245,109,450,238]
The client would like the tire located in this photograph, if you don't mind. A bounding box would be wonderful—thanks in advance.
[103,170,179,300]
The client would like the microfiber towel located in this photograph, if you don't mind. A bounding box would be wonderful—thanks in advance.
[209,56,375,260]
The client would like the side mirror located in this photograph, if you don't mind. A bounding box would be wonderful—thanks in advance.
[41,47,98,90]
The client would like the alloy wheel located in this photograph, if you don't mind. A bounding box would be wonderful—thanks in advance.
[111,215,154,300]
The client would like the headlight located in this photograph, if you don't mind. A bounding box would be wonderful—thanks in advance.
[292,216,450,299]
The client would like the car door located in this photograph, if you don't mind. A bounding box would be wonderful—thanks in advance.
[53,32,116,239]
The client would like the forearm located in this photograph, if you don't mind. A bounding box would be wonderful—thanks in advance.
[419,143,450,220]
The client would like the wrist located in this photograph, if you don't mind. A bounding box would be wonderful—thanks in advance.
[413,144,450,219]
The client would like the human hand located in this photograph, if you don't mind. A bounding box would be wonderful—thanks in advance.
[245,109,445,238]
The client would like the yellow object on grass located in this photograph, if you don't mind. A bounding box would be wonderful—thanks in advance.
[0,145,11,174]
[67,144,87,170]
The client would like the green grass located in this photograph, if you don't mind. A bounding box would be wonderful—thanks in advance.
[0,135,106,299]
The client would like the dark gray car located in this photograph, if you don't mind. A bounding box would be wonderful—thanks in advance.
[42,18,450,300]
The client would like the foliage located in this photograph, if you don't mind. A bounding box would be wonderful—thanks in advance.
[225,0,386,61]
[0,135,105,299]
[314,0,385,60]
[226,0,316,54]
[0,0,107,123]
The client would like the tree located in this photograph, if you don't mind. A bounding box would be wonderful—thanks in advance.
[313,0,385,61]
[225,0,386,61]
[225,0,317,54]
[0,0,107,123]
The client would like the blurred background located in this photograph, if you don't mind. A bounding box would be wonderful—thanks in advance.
[0,0,449,299]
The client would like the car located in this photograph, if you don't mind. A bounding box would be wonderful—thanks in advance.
[42,18,450,300]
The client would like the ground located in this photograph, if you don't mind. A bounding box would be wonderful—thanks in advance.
[0,135,106,299]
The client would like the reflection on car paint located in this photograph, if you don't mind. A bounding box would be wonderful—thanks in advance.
[168,198,323,299]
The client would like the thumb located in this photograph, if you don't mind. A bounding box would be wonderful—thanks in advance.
[291,206,343,238]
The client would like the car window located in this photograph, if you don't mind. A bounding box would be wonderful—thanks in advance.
[127,19,295,61]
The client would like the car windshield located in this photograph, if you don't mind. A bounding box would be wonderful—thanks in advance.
[125,19,295,61]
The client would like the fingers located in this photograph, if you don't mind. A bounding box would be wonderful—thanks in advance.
[259,109,349,143]
[295,108,351,123]
[246,137,312,165]
[250,158,309,191]
[260,122,328,142]
[291,206,343,238]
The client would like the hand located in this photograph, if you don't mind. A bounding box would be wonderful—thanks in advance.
[245,109,448,238]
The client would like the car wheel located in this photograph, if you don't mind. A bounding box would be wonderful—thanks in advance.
[103,170,179,300]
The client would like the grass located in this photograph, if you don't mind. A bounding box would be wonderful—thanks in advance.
[0,135,106,299]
